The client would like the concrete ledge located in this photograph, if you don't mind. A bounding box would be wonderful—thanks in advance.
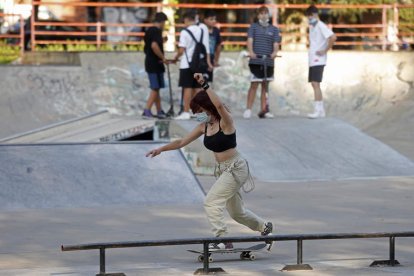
[21,51,81,65]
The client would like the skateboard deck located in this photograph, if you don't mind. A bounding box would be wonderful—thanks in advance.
[188,243,267,262]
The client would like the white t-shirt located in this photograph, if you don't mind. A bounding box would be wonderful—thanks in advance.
[178,24,210,69]
[308,20,334,67]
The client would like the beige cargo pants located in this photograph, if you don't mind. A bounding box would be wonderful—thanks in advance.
[204,152,266,237]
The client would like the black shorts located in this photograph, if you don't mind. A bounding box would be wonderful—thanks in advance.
[308,65,325,82]
[249,64,274,82]
[179,68,201,88]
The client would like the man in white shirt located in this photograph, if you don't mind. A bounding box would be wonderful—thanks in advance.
[173,10,212,120]
[305,5,336,119]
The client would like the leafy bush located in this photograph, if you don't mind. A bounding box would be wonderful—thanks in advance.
[34,41,144,52]
[0,41,21,64]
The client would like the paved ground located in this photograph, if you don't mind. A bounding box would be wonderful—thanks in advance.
[0,175,413,275]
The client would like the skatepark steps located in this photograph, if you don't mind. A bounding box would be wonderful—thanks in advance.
[0,111,155,143]
[0,110,110,143]
[61,231,414,275]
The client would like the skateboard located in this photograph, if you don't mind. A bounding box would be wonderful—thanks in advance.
[188,243,267,262]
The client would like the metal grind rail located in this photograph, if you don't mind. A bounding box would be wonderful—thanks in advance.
[61,231,414,275]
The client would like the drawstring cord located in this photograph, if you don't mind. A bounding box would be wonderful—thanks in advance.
[214,158,255,193]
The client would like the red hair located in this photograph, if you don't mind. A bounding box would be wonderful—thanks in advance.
[190,91,221,120]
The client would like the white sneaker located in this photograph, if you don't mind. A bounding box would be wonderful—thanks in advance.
[264,112,274,119]
[243,109,252,119]
[175,112,191,120]
[307,109,326,119]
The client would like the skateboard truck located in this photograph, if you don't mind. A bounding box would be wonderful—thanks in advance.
[193,242,227,275]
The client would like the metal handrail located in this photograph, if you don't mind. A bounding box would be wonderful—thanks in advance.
[3,3,413,51]
[61,231,414,275]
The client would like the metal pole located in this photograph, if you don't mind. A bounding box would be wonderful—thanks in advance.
[272,5,277,27]
[389,236,395,266]
[99,248,106,275]
[19,15,24,54]
[97,22,101,49]
[382,5,387,51]
[31,0,35,51]
[203,242,209,273]
[297,239,303,265]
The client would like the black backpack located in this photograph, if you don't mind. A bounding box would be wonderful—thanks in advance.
[184,28,208,74]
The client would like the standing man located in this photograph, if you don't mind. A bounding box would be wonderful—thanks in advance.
[305,5,336,119]
[142,12,169,118]
[174,10,213,120]
[244,6,281,119]
[203,10,222,83]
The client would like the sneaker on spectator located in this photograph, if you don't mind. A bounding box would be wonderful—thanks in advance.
[175,112,191,120]
[142,109,153,118]
[157,110,167,119]
[243,109,252,119]
[264,112,274,119]
[307,109,325,119]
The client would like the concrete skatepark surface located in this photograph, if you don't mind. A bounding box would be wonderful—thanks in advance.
[0,51,413,275]
[0,143,204,210]
[0,177,413,275]
[174,118,414,182]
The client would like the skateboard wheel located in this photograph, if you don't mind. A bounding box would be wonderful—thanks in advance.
[198,255,213,263]
[249,253,256,261]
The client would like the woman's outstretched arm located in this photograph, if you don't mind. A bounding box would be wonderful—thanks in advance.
[146,124,203,158]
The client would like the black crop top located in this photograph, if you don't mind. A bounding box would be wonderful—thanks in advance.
[203,122,237,152]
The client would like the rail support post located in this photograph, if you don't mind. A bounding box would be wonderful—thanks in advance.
[281,239,313,271]
[370,236,400,267]
[194,242,226,275]
[96,248,125,276]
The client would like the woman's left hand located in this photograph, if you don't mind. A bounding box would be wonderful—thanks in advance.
[146,148,161,158]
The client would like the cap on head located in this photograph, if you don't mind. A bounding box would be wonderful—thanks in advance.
[154,12,168,23]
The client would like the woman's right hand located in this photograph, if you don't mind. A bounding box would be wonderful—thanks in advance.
[193,73,205,85]
[146,148,161,158]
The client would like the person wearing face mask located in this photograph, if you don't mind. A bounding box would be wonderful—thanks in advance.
[146,73,274,251]
[244,6,281,119]
[305,5,336,119]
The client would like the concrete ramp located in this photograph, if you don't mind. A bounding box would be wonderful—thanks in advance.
[236,118,414,182]
[175,118,414,182]
[0,143,204,210]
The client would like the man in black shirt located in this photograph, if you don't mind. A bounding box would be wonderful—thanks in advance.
[143,12,169,118]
